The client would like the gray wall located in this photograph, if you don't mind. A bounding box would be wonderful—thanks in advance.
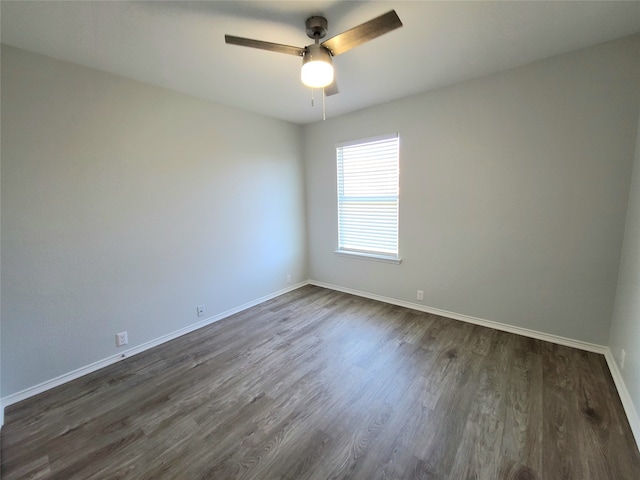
[610,113,640,417]
[1,45,306,396]
[304,34,640,345]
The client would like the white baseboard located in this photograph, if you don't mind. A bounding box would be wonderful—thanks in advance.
[2,281,309,410]
[604,350,640,449]
[311,280,640,452]
[310,281,607,354]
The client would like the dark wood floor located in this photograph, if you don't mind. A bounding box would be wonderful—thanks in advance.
[2,285,639,479]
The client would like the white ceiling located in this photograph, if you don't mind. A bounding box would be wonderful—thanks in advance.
[2,1,639,125]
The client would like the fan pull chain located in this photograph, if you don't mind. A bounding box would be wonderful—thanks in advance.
[322,87,326,121]
[309,88,326,121]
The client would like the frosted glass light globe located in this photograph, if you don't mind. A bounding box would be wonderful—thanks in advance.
[301,45,334,88]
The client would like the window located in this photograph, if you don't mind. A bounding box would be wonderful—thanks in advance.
[336,133,400,262]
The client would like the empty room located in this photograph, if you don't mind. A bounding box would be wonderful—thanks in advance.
[1,1,640,479]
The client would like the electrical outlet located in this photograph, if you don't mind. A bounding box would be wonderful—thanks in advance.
[286,274,292,284]
[116,331,128,348]
[417,290,424,301]
[197,305,205,317]
[621,349,626,370]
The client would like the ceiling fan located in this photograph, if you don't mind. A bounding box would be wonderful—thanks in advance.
[225,10,403,97]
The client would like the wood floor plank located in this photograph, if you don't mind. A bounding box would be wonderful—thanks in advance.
[448,329,509,479]
[497,335,544,479]
[542,343,587,480]
[412,324,481,478]
[2,285,639,479]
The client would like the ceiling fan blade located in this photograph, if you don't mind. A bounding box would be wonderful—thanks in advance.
[325,79,339,96]
[321,10,402,56]
[225,35,304,57]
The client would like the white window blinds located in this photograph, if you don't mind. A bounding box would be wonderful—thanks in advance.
[336,134,399,259]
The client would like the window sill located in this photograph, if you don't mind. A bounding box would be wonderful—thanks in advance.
[334,250,402,264]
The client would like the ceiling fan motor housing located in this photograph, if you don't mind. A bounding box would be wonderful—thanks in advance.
[306,16,328,40]
[303,44,332,64]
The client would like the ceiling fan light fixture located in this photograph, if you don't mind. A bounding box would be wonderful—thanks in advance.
[226,10,402,97]
[301,44,334,88]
